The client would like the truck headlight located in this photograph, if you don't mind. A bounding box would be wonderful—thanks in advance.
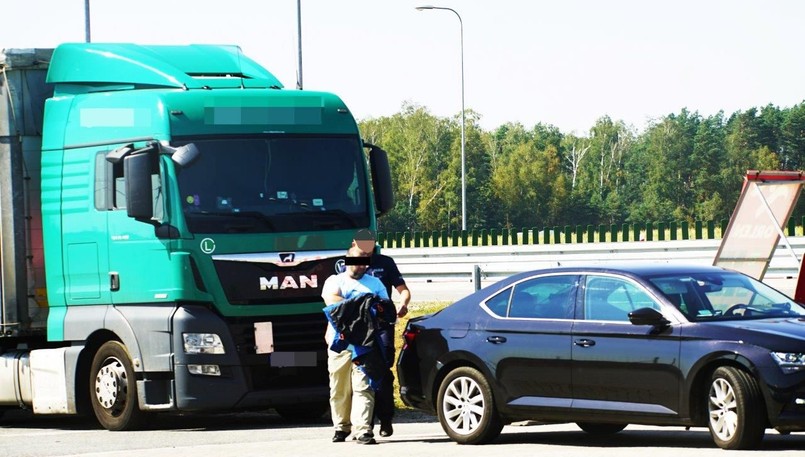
[183,333,225,354]
[771,352,805,374]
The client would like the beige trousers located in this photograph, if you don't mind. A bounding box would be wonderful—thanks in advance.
[328,348,375,435]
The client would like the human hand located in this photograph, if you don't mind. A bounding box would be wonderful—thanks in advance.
[397,304,408,318]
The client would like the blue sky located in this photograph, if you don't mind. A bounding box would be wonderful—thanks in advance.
[4,0,805,134]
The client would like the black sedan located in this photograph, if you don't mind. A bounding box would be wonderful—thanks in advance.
[397,264,805,449]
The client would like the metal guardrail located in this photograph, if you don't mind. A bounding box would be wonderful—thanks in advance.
[384,238,804,292]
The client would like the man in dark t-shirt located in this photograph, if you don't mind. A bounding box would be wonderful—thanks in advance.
[367,253,409,310]
[351,229,411,438]
[366,250,410,438]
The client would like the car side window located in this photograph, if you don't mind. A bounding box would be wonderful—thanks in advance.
[484,288,512,317]
[508,275,578,319]
[584,276,660,322]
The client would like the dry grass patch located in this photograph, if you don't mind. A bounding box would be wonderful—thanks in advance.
[393,301,450,409]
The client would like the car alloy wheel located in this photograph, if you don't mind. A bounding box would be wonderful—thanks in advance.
[436,366,502,444]
[706,366,765,449]
[709,377,739,441]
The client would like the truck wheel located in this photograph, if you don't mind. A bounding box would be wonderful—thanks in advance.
[90,341,144,431]
[436,366,503,444]
[707,366,765,449]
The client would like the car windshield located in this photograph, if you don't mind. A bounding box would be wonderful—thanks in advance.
[174,136,369,233]
[648,272,805,321]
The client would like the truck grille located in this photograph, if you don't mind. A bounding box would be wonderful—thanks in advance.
[226,312,329,391]
[214,257,340,305]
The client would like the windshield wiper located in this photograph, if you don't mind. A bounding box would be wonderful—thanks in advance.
[261,199,318,212]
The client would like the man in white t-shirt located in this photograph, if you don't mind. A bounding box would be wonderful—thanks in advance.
[321,245,388,445]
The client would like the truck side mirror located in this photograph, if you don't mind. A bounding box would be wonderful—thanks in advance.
[124,152,155,221]
[366,144,394,216]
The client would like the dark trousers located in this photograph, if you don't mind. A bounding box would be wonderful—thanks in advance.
[373,326,395,424]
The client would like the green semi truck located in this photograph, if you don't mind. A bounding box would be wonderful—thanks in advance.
[0,43,393,430]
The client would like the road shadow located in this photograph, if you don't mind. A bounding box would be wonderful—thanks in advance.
[492,424,805,451]
[0,407,437,432]
[394,408,438,424]
[0,408,326,432]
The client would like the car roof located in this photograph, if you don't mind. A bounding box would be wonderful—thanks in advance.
[449,263,738,309]
[499,263,733,284]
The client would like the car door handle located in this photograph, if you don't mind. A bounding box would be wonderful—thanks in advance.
[486,336,507,344]
[574,338,596,347]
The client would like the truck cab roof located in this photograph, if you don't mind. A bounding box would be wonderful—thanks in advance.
[47,43,284,91]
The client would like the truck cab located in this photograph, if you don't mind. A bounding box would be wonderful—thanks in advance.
[0,43,393,430]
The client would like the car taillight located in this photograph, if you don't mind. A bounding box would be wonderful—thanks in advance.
[402,327,420,349]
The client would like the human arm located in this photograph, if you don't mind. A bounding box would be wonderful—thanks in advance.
[321,275,344,305]
[322,291,345,306]
[395,283,411,317]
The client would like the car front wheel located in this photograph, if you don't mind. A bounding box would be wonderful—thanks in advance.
[436,366,503,444]
[707,366,765,449]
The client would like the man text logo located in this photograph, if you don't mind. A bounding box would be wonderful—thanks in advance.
[259,275,318,290]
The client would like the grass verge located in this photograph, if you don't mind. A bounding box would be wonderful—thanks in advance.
[393,301,450,410]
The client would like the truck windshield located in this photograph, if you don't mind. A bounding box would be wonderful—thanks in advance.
[174,136,369,233]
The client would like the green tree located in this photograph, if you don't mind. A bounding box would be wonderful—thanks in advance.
[781,102,805,170]
[359,103,451,233]
[691,112,728,220]
[627,110,699,222]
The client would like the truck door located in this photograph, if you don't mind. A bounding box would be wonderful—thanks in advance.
[104,152,172,305]
[61,150,113,305]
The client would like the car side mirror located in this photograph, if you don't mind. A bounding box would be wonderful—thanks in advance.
[628,307,670,328]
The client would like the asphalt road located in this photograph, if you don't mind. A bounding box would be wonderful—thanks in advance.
[2,409,804,457]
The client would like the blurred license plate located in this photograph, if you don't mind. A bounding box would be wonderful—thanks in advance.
[270,352,317,367]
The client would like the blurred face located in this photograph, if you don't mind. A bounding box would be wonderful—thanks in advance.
[346,247,371,279]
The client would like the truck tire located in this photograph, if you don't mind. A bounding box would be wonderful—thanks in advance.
[89,341,145,431]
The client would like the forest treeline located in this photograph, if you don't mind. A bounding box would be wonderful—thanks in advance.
[358,101,805,234]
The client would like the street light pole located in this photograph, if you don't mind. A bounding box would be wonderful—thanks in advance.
[296,0,303,90]
[416,5,466,231]
[84,0,91,42]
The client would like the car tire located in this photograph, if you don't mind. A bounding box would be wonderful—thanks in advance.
[436,366,503,444]
[707,366,765,450]
[89,341,145,431]
[576,422,627,435]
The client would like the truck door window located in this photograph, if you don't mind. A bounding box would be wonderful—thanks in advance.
[94,150,163,220]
